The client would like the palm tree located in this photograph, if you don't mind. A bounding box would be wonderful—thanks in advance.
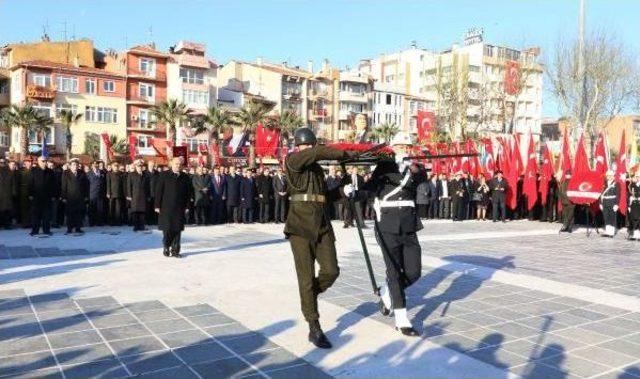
[33,113,54,156]
[270,110,304,142]
[58,110,82,160]
[235,101,275,166]
[150,99,190,146]
[3,104,41,157]
[84,133,127,160]
[370,122,399,144]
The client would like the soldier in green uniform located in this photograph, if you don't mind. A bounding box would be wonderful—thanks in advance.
[558,171,575,233]
[284,127,355,349]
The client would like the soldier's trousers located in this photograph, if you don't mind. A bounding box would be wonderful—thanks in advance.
[602,205,617,228]
[562,204,575,228]
[375,227,421,309]
[289,233,340,322]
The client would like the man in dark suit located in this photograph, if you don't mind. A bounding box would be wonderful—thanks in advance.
[256,168,273,223]
[240,168,256,223]
[450,171,466,221]
[344,166,365,228]
[127,160,150,232]
[61,158,89,235]
[0,159,15,229]
[226,166,242,223]
[192,166,211,225]
[437,173,451,219]
[28,156,56,236]
[155,157,193,258]
[106,162,125,226]
[325,167,341,220]
[426,173,439,219]
[146,161,159,225]
[87,161,106,226]
[489,170,508,222]
[19,159,33,228]
[209,166,227,224]
[273,167,288,223]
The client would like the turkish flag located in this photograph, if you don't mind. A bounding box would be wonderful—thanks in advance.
[256,122,280,157]
[567,136,603,205]
[523,133,538,210]
[417,111,436,143]
[482,138,495,180]
[616,130,628,215]
[513,134,524,175]
[561,132,572,178]
[539,143,554,206]
[504,60,521,95]
[506,136,520,210]
[573,135,591,174]
[128,135,138,163]
[594,132,608,176]
[172,146,188,164]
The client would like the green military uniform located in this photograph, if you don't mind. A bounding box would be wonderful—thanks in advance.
[285,145,350,322]
[558,180,574,231]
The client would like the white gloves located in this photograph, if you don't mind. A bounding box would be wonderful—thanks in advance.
[613,205,619,212]
[599,204,603,211]
[343,184,355,197]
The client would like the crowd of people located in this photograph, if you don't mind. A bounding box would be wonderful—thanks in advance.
[1,154,640,238]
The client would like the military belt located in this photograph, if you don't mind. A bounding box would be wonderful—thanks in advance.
[289,194,326,203]
[602,196,617,199]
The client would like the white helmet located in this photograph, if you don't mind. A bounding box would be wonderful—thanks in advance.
[390,132,412,147]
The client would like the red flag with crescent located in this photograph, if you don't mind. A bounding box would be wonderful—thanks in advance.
[523,133,538,210]
[128,135,138,163]
[561,132,572,178]
[616,130,628,215]
[482,138,495,180]
[100,133,114,161]
[594,132,608,176]
[567,136,602,204]
[539,143,554,206]
[417,111,436,143]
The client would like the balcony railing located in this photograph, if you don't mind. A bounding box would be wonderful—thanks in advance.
[26,84,57,100]
[128,69,166,81]
[127,95,156,105]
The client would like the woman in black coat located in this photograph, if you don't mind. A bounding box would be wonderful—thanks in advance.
[127,162,150,232]
[61,159,89,235]
[155,158,193,258]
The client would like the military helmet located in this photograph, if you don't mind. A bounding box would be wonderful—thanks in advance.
[294,127,317,146]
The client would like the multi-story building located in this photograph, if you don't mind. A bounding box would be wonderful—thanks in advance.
[371,82,430,135]
[105,44,168,157]
[7,60,127,155]
[167,41,218,153]
[335,71,373,141]
[306,59,337,142]
[357,31,544,138]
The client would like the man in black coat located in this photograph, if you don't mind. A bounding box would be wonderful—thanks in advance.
[61,159,89,235]
[273,167,288,223]
[28,156,56,236]
[209,166,226,224]
[226,166,242,223]
[426,174,439,219]
[0,159,16,229]
[127,160,150,232]
[19,159,33,228]
[256,168,273,223]
[450,171,466,221]
[343,166,365,228]
[155,157,192,258]
[240,169,256,223]
[191,166,211,225]
[106,162,125,226]
[87,161,106,226]
[146,161,159,225]
[489,171,508,222]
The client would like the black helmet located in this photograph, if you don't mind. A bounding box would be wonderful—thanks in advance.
[294,127,317,146]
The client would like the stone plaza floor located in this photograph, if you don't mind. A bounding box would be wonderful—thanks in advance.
[1,220,640,378]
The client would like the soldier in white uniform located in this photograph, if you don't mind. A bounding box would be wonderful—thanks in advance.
[600,170,620,237]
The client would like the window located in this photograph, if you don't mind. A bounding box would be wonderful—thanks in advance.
[31,102,53,117]
[469,65,480,73]
[139,58,156,76]
[55,103,78,117]
[182,89,209,105]
[85,106,118,123]
[0,80,8,94]
[138,109,154,128]
[186,138,207,153]
[137,135,152,148]
[85,79,96,94]
[103,81,115,92]
[30,73,51,87]
[56,76,79,93]
[28,126,54,145]
[179,68,204,84]
[139,83,154,99]
[0,132,8,147]
[386,94,392,105]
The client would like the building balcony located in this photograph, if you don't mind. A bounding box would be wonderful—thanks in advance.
[339,91,368,103]
[127,96,156,105]
[309,88,330,99]
[282,92,303,102]
[175,54,211,69]
[128,69,167,81]
[26,84,57,101]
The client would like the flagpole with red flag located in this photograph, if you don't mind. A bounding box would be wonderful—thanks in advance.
[523,133,538,211]
[616,130,628,216]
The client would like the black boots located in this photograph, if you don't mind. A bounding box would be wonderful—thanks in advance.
[308,320,332,349]
[163,247,170,257]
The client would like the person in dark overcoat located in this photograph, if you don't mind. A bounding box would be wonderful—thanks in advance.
[19,159,33,228]
[225,166,242,223]
[127,160,150,232]
[87,161,106,226]
[256,168,273,223]
[146,161,159,225]
[240,169,256,223]
[273,167,288,223]
[0,159,16,229]
[155,157,193,258]
[192,166,211,225]
[209,166,226,224]
[489,171,508,222]
[106,162,125,226]
[28,156,56,236]
[61,159,89,235]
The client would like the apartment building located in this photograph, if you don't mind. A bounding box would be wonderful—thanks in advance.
[357,31,544,138]
[105,44,169,156]
[167,41,218,153]
[8,60,127,155]
[335,71,373,141]
[372,82,430,135]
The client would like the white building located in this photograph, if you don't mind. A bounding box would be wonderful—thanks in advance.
[372,82,431,136]
[167,41,218,151]
[357,31,544,138]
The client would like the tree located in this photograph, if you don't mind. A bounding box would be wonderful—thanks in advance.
[84,133,127,160]
[58,110,82,160]
[432,54,471,140]
[548,28,640,151]
[3,104,43,157]
[234,101,275,166]
[370,122,399,143]
[493,61,537,134]
[268,109,304,146]
[187,106,236,165]
[150,99,190,146]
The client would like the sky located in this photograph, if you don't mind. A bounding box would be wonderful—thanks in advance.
[1,0,639,117]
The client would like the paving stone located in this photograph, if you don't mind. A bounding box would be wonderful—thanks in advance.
[174,341,233,364]
[100,324,151,341]
[48,329,103,349]
[0,297,33,316]
[0,314,41,341]
[125,301,169,314]
[3,366,64,378]
[145,318,194,334]
[135,309,181,323]
[455,312,505,327]
[157,330,212,348]
[88,313,139,329]
[428,333,483,353]
[55,343,115,365]
[188,313,236,328]
[579,321,630,338]
[108,336,166,357]
[243,348,306,372]
[137,365,199,379]
[571,345,639,368]
[553,327,613,345]
[81,304,129,316]
[6,246,37,258]
[0,289,26,299]
[0,335,50,356]
[122,351,182,376]
[501,339,565,360]
[0,351,57,377]
[466,345,529,369]
[565,308,610,322]
[74,297,120,308]
[597,339,640,357]
[191,356,256,378]
[62,358,129,379]
[222,333,279,355]
[536,353,611,378]
[40,315,93,335]
[490,322,540,339]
